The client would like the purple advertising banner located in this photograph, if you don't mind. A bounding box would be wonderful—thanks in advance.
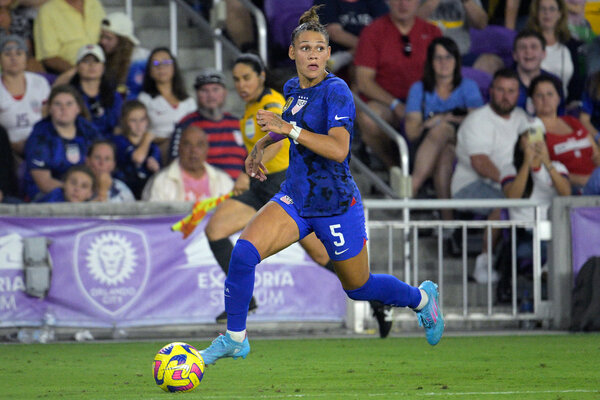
[570,207,600,280]
[0,215,346,328]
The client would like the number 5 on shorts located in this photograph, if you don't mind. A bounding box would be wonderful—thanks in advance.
[329,224,346,247]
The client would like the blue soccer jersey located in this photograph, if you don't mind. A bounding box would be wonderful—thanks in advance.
[80,89,123,138]
[281,73,358,217]
[112,134,162,199]
[23,116,100,200]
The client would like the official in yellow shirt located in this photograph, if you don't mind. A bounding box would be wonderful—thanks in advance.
[240,87,290,174]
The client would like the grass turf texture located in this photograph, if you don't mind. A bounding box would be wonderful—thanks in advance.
[0,334,599,399]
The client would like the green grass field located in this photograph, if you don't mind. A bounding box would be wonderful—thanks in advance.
[1,334,599,399]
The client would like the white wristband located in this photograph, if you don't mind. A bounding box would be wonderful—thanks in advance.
[288,125,301,141]
[390,98,401,111]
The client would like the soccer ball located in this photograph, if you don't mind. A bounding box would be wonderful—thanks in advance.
[153,342,205,393]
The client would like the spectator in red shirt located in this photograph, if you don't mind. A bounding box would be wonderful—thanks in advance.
[530,74,600,191]
[354,0,441,168]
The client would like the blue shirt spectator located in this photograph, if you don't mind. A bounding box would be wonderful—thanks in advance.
[405,37,483,215]
[406,78,484,117]
[34,165,96,203]
[69,44,122,137]
[24,115,100,200]
[112,133,162,199]
[79,89,123,137]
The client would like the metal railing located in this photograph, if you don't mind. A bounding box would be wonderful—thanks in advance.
[351,198,550,332]
[123,0,266,69]
[352,95,413,289]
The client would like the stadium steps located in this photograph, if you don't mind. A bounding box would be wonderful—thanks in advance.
[103,0,246,116]
[363,224,528,333]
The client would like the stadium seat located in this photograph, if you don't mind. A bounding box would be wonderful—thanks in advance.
[263,0,313,66]
[468,26,517,69]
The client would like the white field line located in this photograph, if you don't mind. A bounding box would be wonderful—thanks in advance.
[173,389,598,399]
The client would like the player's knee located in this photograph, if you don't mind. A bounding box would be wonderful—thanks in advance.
[343,274,373,300]
[205,217,228,241]
[204,222,221,241]
[230,239,261,271]
[310,251,330,268]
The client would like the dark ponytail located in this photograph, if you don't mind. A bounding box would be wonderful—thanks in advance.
[290,5,329,46]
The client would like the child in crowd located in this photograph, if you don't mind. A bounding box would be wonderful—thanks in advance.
[23,84,100,201]
[86,140,135,202]
[35,165,95,203]
[112,100,161,199]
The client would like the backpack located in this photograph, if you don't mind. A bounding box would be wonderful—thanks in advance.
[570,256,600,331]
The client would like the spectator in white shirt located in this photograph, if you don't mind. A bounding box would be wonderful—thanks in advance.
[451,68,529,283]
[0,34,49,156]
[138,47,196,164]
[142,125,233,202]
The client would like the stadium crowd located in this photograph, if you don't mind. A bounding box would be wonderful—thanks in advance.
[1,0,600,330]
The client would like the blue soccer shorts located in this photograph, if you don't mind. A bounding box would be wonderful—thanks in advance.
[271,192,368,261]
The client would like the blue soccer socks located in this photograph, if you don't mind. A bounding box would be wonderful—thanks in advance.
[344,273,422,308]
[224,239,261,331]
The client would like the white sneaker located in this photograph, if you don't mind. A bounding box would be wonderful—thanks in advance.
[473,253,499,284]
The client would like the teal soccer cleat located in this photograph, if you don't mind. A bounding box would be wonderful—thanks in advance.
[200,332,250,365]
[416,281,445,345]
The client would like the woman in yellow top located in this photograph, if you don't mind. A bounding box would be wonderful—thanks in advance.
[205,53,332,323]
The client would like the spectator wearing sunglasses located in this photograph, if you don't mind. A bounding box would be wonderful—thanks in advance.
[354,0,441,169]
[138,47,196,164]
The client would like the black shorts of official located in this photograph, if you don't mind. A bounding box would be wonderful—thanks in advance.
[232,169,287,211]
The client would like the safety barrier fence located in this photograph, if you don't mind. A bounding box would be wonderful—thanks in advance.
[347,198,551,333]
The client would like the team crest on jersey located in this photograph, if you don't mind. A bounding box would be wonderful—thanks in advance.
[282,97,293,113]
[30,100,42,114]
[291,96,308,115]
[65,143,81,164]
[279,195,294,205]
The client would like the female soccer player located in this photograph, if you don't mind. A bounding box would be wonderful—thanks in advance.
[205,53,336,323]
[200,6,444,365]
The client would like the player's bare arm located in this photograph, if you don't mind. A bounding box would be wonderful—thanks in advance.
[246,135,279,181]
[256,109,350,163]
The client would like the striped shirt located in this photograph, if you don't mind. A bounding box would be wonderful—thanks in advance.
[169,111,247,179]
